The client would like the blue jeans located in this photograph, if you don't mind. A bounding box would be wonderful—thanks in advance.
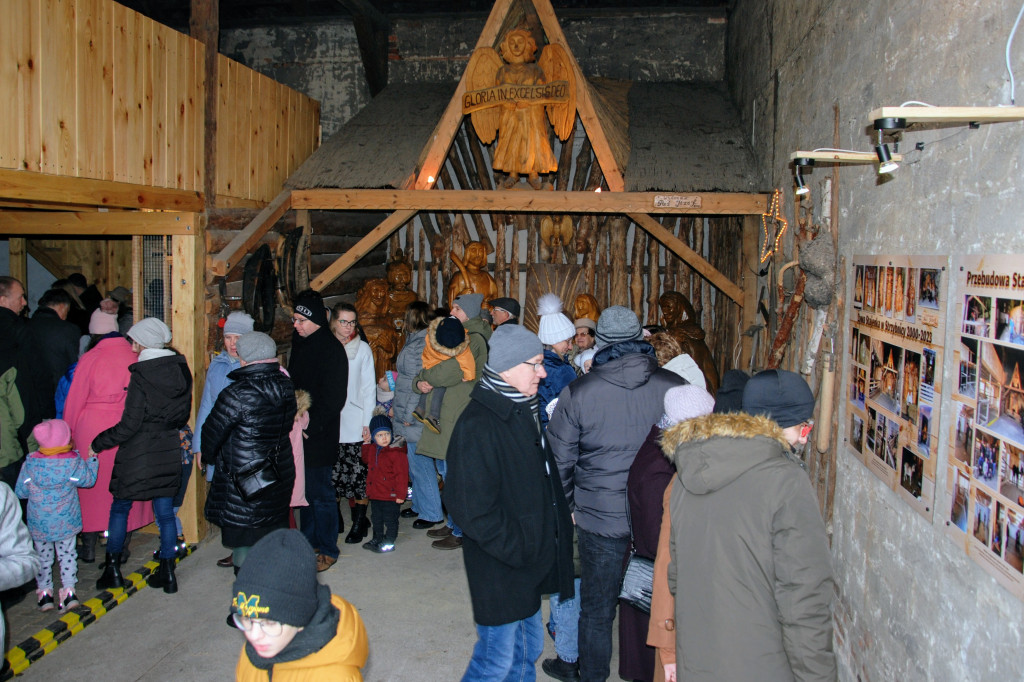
[577,528,630,682]
[549,577,581,663]
[301,466,339,559]
[408,442,444,523]
[108,497,177,559]
[438,460,462,538]
[462,609,543,682]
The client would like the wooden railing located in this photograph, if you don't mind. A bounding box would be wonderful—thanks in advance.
[0,0,319,205]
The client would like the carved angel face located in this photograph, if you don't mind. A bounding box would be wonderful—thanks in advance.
[501,30,537,63]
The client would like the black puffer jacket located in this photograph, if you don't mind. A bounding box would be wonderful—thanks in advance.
[203,363,297,529]
[93,353,192,500]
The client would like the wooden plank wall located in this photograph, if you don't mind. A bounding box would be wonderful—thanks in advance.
[0,0,319,204]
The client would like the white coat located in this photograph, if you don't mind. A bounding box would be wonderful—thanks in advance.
[338,338,375,443]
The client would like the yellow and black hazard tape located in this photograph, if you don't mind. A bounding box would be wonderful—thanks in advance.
[1,544,196,680]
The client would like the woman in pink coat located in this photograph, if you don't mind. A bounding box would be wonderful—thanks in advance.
[63,311,154,563]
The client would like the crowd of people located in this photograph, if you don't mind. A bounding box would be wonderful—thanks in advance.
[0,274,836,681]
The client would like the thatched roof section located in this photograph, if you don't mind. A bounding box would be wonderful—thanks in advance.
[285,82,456,190]
[625,82,760,193]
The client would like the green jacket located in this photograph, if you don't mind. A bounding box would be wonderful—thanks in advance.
[0,368,24,469]
[415,317,490,460]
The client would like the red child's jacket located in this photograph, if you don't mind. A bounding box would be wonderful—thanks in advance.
[361,442,409,502]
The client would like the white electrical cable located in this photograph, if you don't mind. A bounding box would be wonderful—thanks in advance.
[898,101,936,107]
[1006,1,1024,104]
[810,148,872,154]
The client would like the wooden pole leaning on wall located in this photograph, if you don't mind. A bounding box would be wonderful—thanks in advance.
[210,189,292,276]
[310,210,418,291]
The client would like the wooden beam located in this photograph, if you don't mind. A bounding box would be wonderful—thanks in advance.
[790,151,903,164]
[868,105,1024,125]
[739,215,760,368]
[171,233,208,543]
[209,189,291,276]
[628,212,744,306]
[191,0,219,207]
[337,0,389,96]
[25,242,70,280]
[310,209,416,291]
[0,169,204,212]
[532,0,625,191]
[411,0,516,190]
[0,211,202,236]
[291,189,768,215]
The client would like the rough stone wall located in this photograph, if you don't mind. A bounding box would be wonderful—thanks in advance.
[727,1,1024,679]
[222,10,725,138]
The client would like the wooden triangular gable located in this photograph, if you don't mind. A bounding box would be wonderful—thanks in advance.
[407,0,626,191]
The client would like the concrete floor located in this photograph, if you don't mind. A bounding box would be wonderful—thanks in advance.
[10,520,615,681]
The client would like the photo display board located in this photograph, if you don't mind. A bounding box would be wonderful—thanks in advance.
[948,255,1024,599]
[849,256,947,521]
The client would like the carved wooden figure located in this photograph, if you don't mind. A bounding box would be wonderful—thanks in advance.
[447,240,498,308]
[386,252,418,331]
[540,215,573,263]
[356,278,401,380]
[463,28,576,189]
[659,290,720,394]
[573,293,601,324]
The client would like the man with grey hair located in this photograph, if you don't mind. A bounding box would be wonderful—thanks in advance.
[547,305,686,682]
[445,323,574,680]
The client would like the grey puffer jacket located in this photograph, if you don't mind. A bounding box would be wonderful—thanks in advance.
[547,343,685,537]
[662,412,836,682]
[393,328,427,442]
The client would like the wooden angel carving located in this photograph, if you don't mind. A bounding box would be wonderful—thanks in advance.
[540,215,574,263]
[463,28,576,189]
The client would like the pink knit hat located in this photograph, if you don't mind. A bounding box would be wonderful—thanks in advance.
[33,419,72,450]
[89,309,118,335]
[658,385,715,428]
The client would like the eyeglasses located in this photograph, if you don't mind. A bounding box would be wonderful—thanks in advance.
[232,613,283,636]
[799,420,815,439]
[335,319,357,326]
[291,316,310,325]
[522,361,544,372]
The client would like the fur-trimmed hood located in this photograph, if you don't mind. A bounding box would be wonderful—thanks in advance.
[660,412,793,494]
[294,389,312,419]
[426,316,470,358]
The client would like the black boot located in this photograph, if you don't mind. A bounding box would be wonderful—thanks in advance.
[96,553,125,590]
[79,532,98,564]
[344,505,369,544]
[146,558,178,594]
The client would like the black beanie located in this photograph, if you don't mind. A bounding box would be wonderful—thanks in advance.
[714,369,751,413]
[370,413,392,439]
[292,291,328,328]
[741,369,815,428]
[436,316,466,349]
[231,529,319,627]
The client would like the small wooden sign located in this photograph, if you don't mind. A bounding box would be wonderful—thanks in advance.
[653,195,703,209]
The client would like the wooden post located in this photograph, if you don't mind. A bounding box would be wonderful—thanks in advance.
[190,0,219,207]
[171,222,208,543]
[8,239,27,288]
[739,215,761,371]
[647,228,660,325]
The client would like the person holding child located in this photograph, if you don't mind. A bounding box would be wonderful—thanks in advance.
[15,419,98,612]
[413,316,474,435]
[360,413,408,553]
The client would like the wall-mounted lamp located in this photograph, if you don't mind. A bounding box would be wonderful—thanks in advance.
[789,148,903,195]
[793,156,813,196]
[870,106,1024,131]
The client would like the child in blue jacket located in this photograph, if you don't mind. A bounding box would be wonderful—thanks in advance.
[16,419,98,612]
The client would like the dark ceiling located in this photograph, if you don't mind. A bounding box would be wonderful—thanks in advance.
[118,0,729,32]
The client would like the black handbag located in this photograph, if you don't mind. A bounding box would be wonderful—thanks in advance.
[231,411,287,502]
[618,501,655,613]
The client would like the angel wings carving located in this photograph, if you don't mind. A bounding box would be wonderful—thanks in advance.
[463,29,576,189]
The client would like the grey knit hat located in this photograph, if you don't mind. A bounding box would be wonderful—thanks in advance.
[595,306,642,349]
[128,317,172,349]
[453,293,484,320]
[223,311,255,336]
[237,332,277,363]
[486,324,543,373]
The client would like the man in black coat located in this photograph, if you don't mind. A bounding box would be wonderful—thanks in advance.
[0,276,53,487]
[30,288,81,407]
[445,324,574,680]
[287,290,348,572]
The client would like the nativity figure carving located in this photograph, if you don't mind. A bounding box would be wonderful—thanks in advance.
[355,278,402,381]
[447,241,498,308]
[659,290,721,394]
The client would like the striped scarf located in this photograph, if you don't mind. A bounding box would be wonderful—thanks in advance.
[480,365,541,432]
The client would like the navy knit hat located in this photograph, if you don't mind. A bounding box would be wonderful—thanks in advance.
[436,316,466,349]
[231,530,318,627]
[370,414,393,439]
[741,369,815,428]
[714,369,750,413]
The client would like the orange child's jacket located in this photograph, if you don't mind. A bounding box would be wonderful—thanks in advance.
[422,316,475,382]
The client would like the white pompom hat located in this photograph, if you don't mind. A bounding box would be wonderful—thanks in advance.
[537,293,575,345]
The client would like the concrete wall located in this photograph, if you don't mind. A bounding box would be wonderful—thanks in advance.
[727,1,1024,679]
[222,9,725,138]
